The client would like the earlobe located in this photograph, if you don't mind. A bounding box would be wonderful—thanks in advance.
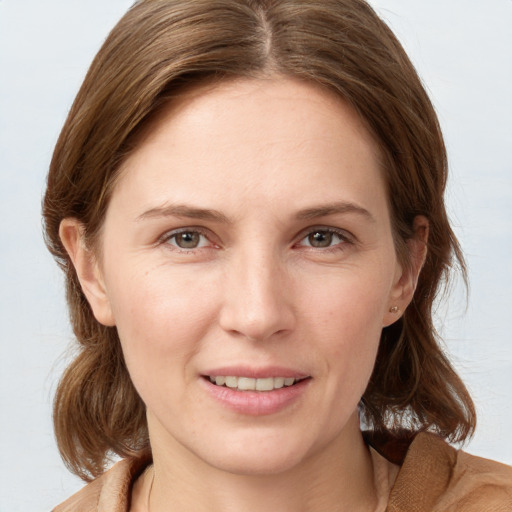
[59,218,115,326]
[383,216,429,327]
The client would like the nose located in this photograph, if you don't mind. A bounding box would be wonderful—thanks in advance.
[218,248,296,342]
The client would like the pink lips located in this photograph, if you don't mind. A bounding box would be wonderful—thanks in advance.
[200,366,311,416]
[203,366,309,379]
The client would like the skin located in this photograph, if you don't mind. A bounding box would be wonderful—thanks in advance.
[61,78,427,512]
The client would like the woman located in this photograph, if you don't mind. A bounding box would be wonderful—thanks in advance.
[43,0,512,510]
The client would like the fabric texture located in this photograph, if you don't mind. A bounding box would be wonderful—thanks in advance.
[53,452,151,512]
[385,434,512,512]
[52,432,512,512]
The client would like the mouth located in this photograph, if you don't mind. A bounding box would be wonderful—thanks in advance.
[204,375,310,392]
[201,371,312,415]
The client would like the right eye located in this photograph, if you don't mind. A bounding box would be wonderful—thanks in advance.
[164,230,211,250]
[301,229,344,248]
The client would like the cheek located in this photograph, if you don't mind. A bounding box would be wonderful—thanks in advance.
[305,266,390,338]
[105,262,220,387]
[302,268,391,388]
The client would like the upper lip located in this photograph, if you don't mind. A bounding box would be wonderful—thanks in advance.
[202,366,310,379]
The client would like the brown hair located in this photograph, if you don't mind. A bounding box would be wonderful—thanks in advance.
[43,0,475,481]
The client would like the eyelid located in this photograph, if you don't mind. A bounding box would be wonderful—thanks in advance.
[295,225,355,247]
[158,226,218,249]
[156,225,354,251]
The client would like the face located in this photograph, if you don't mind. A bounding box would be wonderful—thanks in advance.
[66,78,414,475]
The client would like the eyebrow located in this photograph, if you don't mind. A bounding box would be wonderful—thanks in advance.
[295,201,375,222]
[137,204,231,223]
[136,200,375,224]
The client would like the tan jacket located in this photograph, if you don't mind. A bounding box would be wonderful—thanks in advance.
[53,433,512,512]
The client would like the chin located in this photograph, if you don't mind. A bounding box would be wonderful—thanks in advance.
[206,448,307,476]
[191,426,326,477]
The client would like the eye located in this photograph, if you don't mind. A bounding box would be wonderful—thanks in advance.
[164,229,211,250]
[298,228,349,249]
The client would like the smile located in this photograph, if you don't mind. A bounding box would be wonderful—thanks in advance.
[208,376,307,391]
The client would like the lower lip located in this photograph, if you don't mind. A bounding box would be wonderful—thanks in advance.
[201,378,311,416]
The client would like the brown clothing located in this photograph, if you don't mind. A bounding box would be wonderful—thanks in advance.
[53,433,512,512]
[382,433,512,511]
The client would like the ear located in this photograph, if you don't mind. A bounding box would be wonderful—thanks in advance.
[383,216,429,327]
[59,218,115,326]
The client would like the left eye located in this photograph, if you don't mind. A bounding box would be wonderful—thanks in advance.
[166,230,210,250]
[299,229,346,248]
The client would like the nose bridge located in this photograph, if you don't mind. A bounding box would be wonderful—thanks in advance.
[219,242,294,341]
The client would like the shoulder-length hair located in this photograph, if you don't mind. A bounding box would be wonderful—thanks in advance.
[43,0,475,481]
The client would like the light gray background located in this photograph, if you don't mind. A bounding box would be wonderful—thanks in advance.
[0,1,511,510]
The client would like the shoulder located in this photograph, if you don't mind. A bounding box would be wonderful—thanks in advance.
[388,432,512,512]
[52,452,152,512]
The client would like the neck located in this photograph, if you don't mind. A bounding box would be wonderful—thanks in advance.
[144,414,378,512]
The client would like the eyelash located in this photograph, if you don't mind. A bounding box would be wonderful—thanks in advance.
[160,227,214,252]
[159,226,354,253]
[295,227,353,252]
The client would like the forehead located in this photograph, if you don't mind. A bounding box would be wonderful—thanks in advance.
[112,77,387,220]
[135,77,379,162]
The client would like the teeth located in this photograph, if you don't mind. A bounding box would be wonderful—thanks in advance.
[273,377,285,389]
[225,376,238,388]
[238,377,256,391]
[256,377,274,391]
[208,376,303,391]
